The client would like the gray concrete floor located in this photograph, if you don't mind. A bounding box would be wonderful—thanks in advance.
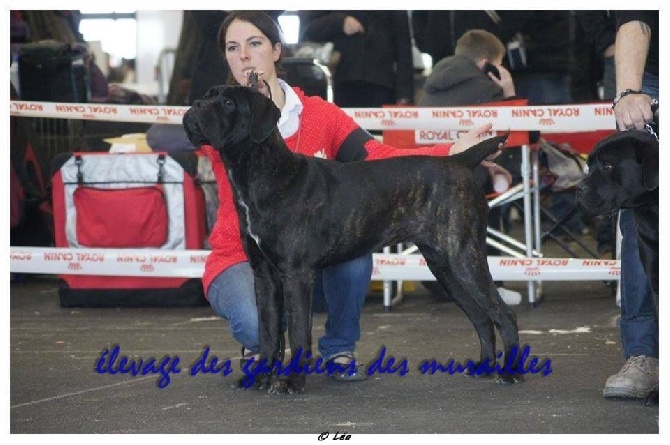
[9,280,660,434]
[8,233,661,435]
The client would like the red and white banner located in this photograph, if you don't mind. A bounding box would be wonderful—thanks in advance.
[9,101,188,125]
[10,101,616,132]
[10,247,620,282]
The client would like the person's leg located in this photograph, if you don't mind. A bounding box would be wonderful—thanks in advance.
[617,209,658,358]
[207,262,260,354]
[603,76,660,398]
[316,253,372,360]
[604,209,658,398]
[514,72,573,105]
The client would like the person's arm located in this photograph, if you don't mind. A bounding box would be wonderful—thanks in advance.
[298,11,349,42]
[613,16,654,130]
[363,123,494,161]
[333,122,494,163]
[304,95,495,162]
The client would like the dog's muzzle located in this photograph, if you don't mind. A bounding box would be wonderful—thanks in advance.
[183,103,210,147]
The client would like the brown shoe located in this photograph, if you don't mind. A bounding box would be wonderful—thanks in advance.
[603,355,659,399]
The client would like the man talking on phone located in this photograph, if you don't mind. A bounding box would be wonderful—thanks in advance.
[418,29,517,106]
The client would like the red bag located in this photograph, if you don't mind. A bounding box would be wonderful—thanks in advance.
[73,186,168,248]
[51,151,209,307]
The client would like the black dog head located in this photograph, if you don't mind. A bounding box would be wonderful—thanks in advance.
[182,85,281,151]
[575,130,658,215]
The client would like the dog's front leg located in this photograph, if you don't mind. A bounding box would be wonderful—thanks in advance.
[242,247,284,391]
[273,272,316,395]
[255,269,285,392]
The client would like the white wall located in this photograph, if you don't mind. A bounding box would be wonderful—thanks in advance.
[135,10,183,85]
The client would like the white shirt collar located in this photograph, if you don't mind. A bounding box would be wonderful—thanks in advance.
[277,79,302,139]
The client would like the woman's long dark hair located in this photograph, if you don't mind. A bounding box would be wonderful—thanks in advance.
[217,10,286,85]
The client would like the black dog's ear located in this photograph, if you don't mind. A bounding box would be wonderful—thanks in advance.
[623,130,659,191]
[248,90,281,143]
[639,139,659,191]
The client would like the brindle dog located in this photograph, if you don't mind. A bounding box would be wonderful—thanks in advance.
[183,85,523,394]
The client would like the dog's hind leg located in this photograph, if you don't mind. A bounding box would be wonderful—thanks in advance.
[418,244,496,372]
[419,244,523,384]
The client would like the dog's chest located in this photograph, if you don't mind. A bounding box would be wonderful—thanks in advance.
[237,196,262,246]
[227,168,263,247]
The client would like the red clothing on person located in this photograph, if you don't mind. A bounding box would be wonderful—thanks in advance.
[201,87,452,295]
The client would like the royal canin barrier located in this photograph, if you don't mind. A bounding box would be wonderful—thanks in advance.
[9,100,618,285]
[10,100,616,131]
[10,248,619,282]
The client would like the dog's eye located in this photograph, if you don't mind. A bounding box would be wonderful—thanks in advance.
[223,99,234,108]
[602,162,614,172]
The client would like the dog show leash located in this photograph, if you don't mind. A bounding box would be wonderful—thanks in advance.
[644,99,659,141]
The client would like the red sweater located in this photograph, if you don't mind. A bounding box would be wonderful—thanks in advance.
[201,88,452,295]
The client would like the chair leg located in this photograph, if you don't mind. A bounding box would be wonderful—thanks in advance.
[539,206,598,258]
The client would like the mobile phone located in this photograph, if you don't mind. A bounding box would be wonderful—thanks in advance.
[483,62,501,80]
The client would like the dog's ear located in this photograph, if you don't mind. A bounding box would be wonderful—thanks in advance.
[638,139,659,191]
[249,90,281,143]
[623,130,659,191]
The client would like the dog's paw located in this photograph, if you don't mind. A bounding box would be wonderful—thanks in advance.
[267,375,306,395]
[234,373,272,390]
[285,374,307,394]
[494,373,524,384]
[234,375,259,390]
[461,360,496,379]
[463,367,492,379]
[267,378,289,395]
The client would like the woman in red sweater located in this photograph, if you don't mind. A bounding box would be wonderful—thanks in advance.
[203,10,495,381]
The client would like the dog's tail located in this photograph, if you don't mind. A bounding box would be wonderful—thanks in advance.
[449,132,509,170]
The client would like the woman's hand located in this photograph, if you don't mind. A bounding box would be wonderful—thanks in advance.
[449,123,495,156]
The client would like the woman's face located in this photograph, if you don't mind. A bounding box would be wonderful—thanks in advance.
[224,19,281,86]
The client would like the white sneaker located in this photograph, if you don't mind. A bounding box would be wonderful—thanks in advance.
[497,287,522,305]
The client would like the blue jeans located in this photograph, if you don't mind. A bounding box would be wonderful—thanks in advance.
[618,73,658,359]
[207,254,373,360]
